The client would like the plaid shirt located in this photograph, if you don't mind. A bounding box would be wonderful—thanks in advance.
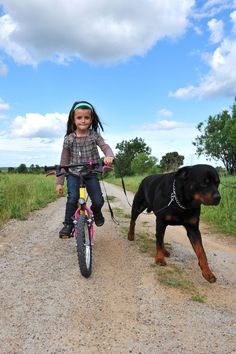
[56,130,114,185]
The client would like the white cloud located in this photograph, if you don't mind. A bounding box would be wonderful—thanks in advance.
[0,0,194,65]
[231,10,236,32]
[0,14,36,65]
[10,112,67,138]
[208,18,224,43]
[193,0,234,19]
[0,60,8,75]
[158,108,173,117]
[0,135,64,166]
[170,10,236,99]
[0,98,9,111]
[134,119,190,131]
[0,112,67,166]
[0,98,10,119]
[106,125,215,166]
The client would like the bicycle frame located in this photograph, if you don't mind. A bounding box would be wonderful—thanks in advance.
[73,183,94,239]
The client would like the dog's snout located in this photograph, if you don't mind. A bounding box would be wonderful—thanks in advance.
[213,192,221,205]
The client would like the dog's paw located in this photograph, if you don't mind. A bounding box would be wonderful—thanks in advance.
[155,257,167,266]
[163,249,170,257]
[128,233,134,241]
[203,272,217,283]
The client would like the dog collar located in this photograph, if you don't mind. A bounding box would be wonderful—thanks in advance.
[153,179,188,214]
[170,179,187,210]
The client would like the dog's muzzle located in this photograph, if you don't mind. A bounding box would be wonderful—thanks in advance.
[212,192,221,205]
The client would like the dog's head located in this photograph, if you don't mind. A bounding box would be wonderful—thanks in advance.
[175,164,221,206]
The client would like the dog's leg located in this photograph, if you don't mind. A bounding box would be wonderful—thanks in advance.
[128,218,136,241]
[155,220,168,266]
[128,191,147,241]
[185,225,216,283]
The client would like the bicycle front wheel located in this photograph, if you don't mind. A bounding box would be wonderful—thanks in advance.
[76,214,92,278]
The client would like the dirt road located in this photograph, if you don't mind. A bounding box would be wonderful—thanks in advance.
[1,182,236,354]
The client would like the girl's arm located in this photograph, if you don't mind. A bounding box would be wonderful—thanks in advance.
[96,134,114,165]
[56,146,70,187]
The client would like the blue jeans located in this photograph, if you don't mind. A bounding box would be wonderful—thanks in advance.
[64,174,104,224]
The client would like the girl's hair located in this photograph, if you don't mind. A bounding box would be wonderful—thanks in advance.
[66,100,104,135]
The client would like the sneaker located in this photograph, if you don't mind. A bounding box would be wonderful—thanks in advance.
[59,223,73,239]
[94,212,105,227]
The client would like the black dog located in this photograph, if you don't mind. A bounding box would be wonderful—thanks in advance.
[128,164,221,283]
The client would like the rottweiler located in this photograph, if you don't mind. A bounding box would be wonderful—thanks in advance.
[128,164,221,283]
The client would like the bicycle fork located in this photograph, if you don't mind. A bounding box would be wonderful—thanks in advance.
[73,185,95,240]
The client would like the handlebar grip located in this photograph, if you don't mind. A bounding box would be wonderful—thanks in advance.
[44,165,57,172]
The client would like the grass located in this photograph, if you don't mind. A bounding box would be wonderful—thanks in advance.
[152,263,195,290]
[0,174,57,226]
[201,175,236,235]
[106,195,117,202]
[105,174,144,193]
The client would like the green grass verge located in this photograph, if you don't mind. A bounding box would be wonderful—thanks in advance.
[0,174,57,226]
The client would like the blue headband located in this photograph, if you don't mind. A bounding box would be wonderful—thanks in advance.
[73,102,93,111]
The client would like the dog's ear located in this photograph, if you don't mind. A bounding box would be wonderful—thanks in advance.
[175,166,191,179]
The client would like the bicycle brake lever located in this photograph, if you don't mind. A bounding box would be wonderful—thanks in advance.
[56,171,67,177]
[46,171,56,177]
[102,165,113,172]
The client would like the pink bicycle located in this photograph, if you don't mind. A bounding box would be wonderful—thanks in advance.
[45,160,111,278]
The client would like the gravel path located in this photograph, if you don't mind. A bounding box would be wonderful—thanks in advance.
[0,182,236,354]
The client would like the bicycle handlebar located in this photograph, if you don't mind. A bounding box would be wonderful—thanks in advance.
[44,160,112,176]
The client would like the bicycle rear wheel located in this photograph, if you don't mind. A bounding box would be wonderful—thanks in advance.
[76,214,92,278]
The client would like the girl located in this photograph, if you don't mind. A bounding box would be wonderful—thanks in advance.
[56,101,114,238]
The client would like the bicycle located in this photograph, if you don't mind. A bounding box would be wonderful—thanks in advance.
[44,160,112,278]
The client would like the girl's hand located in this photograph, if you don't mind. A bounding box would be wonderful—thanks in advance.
[56,184,64,197]
[104,156,114,166]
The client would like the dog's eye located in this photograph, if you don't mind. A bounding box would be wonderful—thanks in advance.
[200,179,210,188]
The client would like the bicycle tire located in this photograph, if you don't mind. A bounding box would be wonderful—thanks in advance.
[76,214,92,278]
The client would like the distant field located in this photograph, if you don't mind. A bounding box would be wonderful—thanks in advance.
[106,174,236,237]
[0,174,57,226]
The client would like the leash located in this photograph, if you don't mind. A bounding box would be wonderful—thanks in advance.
[121,176,133,207]
[114,163,134,208]
[101,176,120,225]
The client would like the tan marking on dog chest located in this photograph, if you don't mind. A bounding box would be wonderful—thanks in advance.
[165,214,173,221]
[187,217,198,225]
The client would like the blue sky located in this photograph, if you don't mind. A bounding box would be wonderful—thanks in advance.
[0,0,236,167]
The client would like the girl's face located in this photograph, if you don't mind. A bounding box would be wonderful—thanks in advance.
[74,108,92,133]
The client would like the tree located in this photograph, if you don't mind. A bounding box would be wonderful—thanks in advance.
[28,164,42,174]
[114,137,151,176]
[193,98,236,174]
[131,152,158,175]
[160,152,184,171]
[17,163,28,173]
